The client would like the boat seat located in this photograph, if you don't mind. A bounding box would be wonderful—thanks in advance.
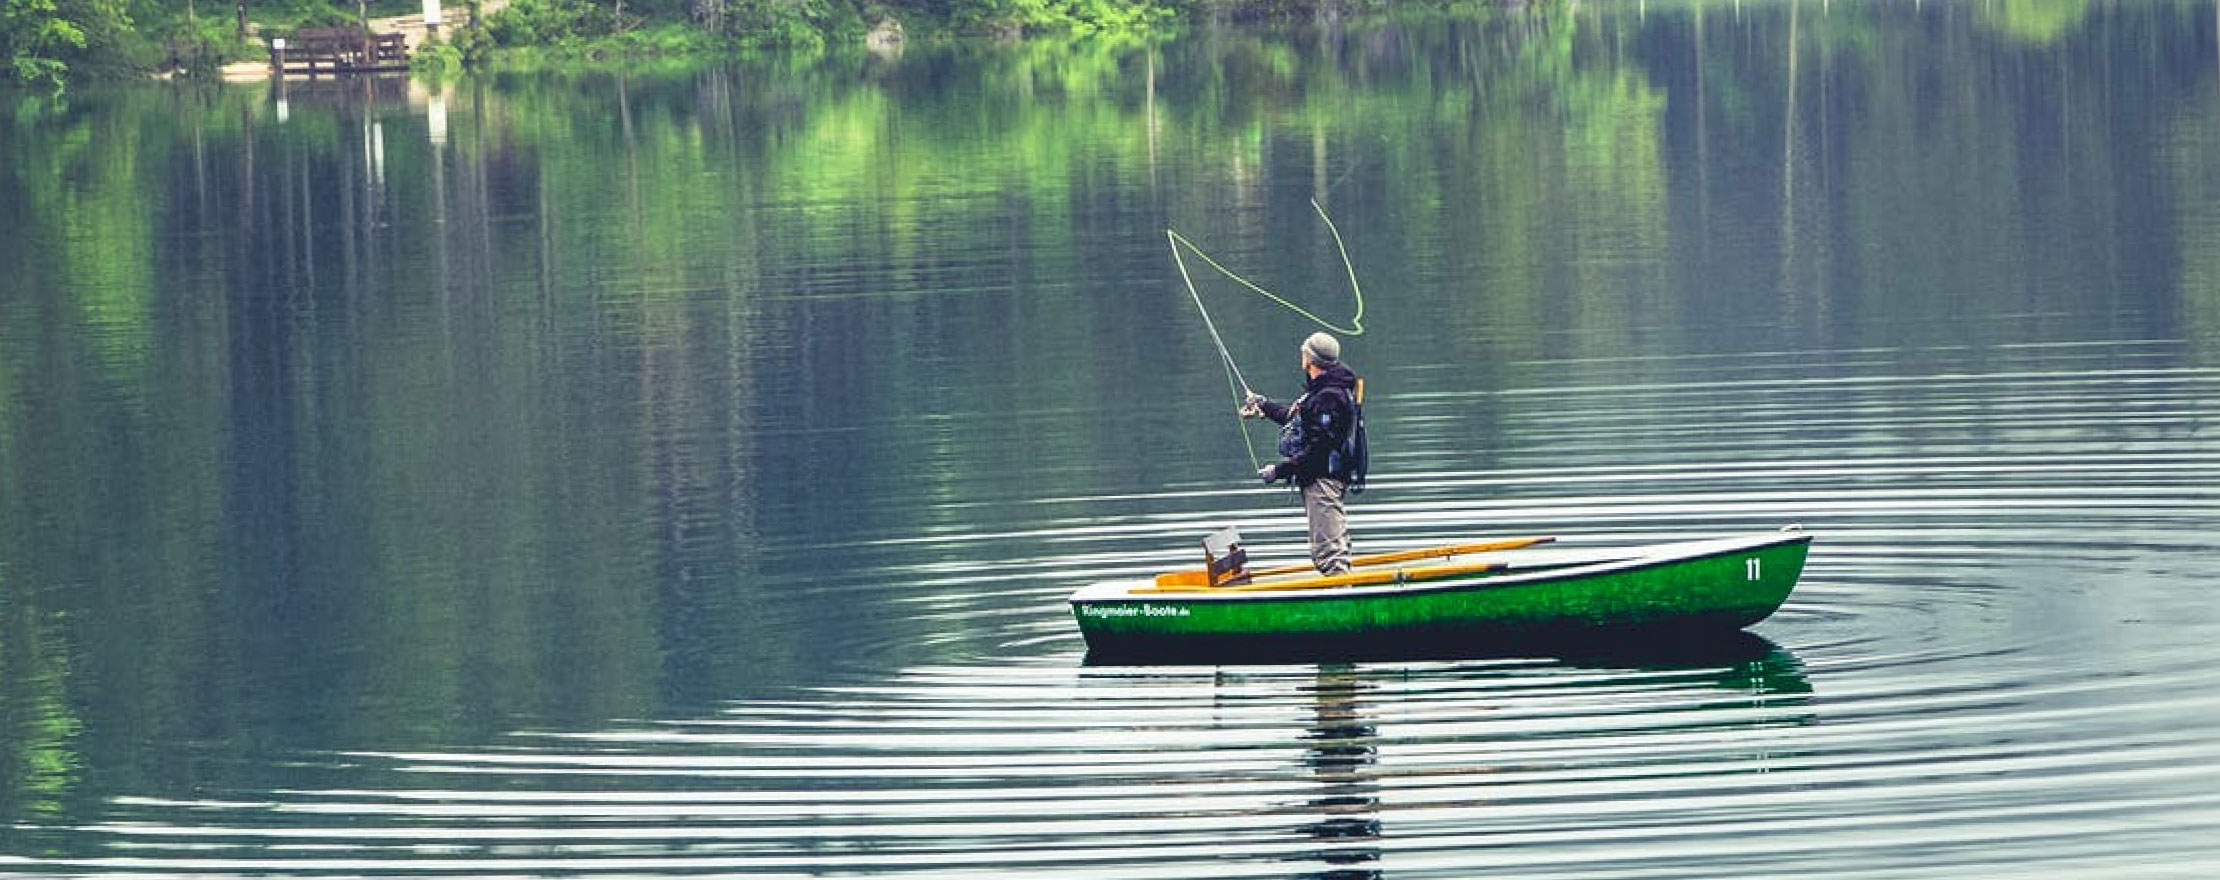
[1203,526,1250,586]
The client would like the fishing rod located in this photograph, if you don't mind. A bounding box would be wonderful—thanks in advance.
[1167,198,1368,469]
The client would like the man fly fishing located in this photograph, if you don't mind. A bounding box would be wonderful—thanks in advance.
[1243,331,1365,575]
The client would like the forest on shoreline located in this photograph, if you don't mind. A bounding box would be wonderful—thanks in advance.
[3,0,1527,91]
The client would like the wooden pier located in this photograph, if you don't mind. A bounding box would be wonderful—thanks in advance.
[271,27,409,77]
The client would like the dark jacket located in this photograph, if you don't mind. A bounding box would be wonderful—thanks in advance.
[1260,362,1360,486]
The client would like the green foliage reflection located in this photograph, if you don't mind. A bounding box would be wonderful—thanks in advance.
[1975,0,2091,43]
[3,5,2218,834]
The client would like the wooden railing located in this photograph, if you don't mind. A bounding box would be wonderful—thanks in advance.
[271,27,408,76]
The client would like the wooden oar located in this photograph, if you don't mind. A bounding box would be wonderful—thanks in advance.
[1151,536,1554,588]
[1138,560,1508,594]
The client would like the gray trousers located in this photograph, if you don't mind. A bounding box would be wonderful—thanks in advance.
[1303,477,1352,574]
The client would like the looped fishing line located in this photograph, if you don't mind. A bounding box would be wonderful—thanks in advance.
[1168,198,1367,471]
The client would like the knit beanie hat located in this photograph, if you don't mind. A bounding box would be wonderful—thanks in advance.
[1302,331,1341,366]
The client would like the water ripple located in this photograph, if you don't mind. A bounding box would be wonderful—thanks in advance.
[8,347,2218,879]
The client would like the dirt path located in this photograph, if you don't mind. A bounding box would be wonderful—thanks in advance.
[370,0,512,51]
[369,0,510,52]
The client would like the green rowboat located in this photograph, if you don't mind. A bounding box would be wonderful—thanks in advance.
[1069,528,1811,659]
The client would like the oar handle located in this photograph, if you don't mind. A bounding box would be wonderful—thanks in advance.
[1142,560,1507,594]
[1153,536,1554,587]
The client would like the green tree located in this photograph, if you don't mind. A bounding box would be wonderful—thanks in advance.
[3,0,89,89]
[5,0,131,88]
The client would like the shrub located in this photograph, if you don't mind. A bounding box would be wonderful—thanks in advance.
[486,0,623,45]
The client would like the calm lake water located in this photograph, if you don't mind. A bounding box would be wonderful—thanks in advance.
[6,1,2220,876]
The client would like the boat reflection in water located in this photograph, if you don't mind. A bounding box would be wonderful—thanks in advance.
[1291,666,1385,880]
[1198,633,1815,880]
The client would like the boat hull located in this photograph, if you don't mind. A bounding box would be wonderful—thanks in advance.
[1070,533,1810,660]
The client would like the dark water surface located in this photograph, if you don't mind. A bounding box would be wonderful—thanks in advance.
[6,1,2220,876]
